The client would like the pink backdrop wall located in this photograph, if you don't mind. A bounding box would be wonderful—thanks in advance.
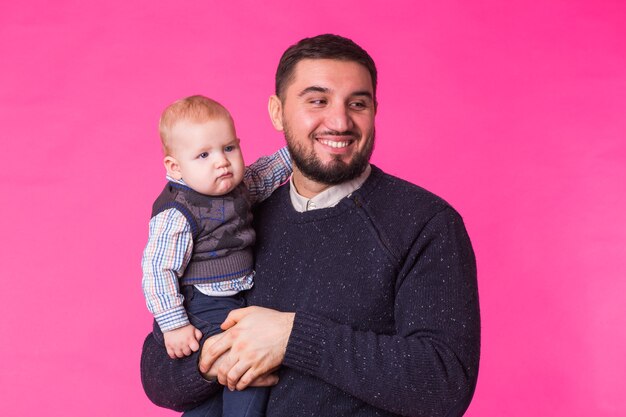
[1,1,625,416]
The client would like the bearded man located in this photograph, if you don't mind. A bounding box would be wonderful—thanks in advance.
[141,34,480,417]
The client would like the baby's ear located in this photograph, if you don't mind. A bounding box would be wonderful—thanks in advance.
[164,156,182,180]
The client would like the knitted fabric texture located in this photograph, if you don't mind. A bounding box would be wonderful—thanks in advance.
[141,166,480,417]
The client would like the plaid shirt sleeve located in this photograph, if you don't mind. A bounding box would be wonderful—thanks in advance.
[141,208,193,332]
[243,146,292,205]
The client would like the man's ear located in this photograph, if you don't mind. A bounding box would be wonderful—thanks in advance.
[268,95,284,131]
[164,156,182,180]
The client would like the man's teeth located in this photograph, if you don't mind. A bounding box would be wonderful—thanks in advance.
[320,139,350,148]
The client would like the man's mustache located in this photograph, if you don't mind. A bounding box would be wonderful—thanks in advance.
[312,130,358,139]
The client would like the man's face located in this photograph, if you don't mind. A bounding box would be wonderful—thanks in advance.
[271,59,376,186]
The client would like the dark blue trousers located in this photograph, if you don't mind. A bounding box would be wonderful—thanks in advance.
[176,286,269,417]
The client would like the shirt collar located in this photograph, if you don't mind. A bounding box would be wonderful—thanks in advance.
[166,175,187,186]
[289,165,371,212]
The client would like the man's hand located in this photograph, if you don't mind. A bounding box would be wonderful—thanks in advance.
[198,306,295,391]
[163,324,203,359]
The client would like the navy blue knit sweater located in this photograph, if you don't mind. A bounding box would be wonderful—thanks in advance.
[141,166,480,417]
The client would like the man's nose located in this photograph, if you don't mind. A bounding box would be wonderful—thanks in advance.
[325,104,353,132]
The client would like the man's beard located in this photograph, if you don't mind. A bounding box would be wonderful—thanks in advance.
[284,126,375,186]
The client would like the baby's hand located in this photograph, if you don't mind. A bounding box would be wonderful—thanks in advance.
[164,324,203,359]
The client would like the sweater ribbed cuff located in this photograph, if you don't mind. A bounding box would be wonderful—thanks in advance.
[283,311,329,376]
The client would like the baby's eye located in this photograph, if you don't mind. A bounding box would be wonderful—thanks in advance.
[224,145,234,152]
[198,152,209,159]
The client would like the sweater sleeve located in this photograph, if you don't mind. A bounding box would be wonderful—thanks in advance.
[141,327,220,411]
[283,207,480,417]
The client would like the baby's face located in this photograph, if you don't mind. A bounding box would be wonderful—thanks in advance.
[168,118,245,196]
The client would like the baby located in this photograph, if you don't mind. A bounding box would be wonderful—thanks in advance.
[142,95,291,416]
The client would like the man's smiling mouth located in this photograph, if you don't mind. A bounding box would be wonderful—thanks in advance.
[318,139,352,148]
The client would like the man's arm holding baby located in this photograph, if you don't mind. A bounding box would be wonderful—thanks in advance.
[141,327,279,412]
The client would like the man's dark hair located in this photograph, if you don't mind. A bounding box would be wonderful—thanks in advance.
[275,34,378,103]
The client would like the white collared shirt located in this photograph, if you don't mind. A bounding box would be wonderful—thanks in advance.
[289,165,371,212]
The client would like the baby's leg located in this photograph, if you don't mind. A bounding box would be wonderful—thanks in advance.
[183,286,245,334]
[182,395,223,417]
[185,287,269,416]
[223,386,270,417]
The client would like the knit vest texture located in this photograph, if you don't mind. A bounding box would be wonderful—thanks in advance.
[151,182,254,285]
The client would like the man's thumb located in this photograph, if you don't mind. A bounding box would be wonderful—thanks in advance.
[221,306,251,330]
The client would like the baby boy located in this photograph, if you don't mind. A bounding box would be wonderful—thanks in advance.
[142,95,291,416]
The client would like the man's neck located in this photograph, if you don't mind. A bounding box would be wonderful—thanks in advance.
[288,165,372,212]
[291,167,332,198]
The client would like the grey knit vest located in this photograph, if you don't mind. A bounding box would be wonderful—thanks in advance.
[151,182,254,286]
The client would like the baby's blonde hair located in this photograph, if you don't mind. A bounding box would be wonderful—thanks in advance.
[159,95,233,155]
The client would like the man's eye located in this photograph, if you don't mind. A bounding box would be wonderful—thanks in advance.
[310,99,326,105]
[350,101,366,109]
[198,152,209,159]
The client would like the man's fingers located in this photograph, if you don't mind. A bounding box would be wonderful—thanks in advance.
[200,351,226,382]
[199,332,231,373]
[248,373,279,387]
[235,367,259,391]
[217,355,236,386]
[221,306,255,330]
[226,360,251,391]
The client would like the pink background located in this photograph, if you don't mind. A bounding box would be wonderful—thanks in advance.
[1,1,625,416]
